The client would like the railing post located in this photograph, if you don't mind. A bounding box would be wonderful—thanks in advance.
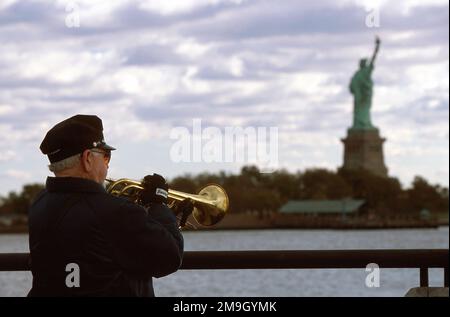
[445,267,449,287]
[420,267,429,287]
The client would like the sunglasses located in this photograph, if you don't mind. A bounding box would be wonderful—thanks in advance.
[90,149,111,164]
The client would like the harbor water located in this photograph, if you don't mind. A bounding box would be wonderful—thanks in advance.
[0,227,448,297]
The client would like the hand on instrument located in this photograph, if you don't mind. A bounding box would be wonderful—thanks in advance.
[171,198,194,228]
[139,173,169,206]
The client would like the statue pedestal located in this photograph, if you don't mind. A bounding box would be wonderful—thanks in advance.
[340,129,388,177]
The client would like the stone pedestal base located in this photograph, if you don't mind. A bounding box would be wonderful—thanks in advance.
[341,129,388,177]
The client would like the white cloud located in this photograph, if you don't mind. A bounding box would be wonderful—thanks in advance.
[176,40,211,59]
[72,65,183,100]
[138,0,211,15]
[284,72,343,105]
[0,104,15,115]
[138,0,245,15]
[3,169,31,181]
[406,62,449,92]
[181,67,212,93]
[0,150,16,162]
[0,0,17,10]
[0,0,448,195]
[229,56,244,77]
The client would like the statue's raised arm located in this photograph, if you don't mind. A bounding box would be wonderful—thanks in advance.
[369,36,381,67]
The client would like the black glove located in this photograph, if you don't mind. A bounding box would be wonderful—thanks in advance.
[139,173,169,206]
[172,198,194,227]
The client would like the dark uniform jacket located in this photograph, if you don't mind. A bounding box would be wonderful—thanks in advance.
[28,176,183,297]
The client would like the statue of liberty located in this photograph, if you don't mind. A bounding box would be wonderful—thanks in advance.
[349,36,380,130]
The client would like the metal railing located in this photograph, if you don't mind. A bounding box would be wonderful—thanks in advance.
[0,249,448,288]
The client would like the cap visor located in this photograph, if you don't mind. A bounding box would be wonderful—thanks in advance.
[98,143,116,151]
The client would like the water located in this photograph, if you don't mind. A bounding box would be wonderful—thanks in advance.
[0,227,448,297]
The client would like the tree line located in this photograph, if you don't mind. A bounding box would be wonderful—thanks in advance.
[0,166,448,216]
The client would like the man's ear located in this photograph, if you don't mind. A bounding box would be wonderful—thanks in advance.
[80,149,93,172]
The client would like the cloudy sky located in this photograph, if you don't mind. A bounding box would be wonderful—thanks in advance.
[0,0,448,195]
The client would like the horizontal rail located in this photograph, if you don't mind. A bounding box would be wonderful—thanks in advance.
[1,250,448,288]
[183,249,449,270]
[0,249,448,271]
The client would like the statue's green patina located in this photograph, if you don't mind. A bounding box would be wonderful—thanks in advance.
[349,36,381,131]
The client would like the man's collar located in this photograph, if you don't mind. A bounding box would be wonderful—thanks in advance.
[46,176,106,193]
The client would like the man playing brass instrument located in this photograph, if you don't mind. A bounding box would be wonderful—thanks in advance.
[28,114,193,296]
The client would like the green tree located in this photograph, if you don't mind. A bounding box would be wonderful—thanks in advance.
[169,175,198,193]
[339,169,402,214]
[265,169,302,203]
[300,168,352,200]
[406,176,449,213]
[0,183,45,215]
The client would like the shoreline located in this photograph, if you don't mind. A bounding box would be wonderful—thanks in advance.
[1,212,448,234]
[184,213,449,231]
[1,223,448,234]
[0,225,28,234]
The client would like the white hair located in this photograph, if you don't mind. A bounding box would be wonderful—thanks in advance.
[48,153,81,173]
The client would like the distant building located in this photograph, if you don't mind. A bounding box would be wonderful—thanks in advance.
[279,199,366,217]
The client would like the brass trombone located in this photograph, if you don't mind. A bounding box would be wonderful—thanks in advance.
[105,178,229,227]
